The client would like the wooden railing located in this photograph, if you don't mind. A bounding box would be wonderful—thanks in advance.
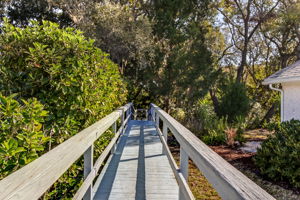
[0,103,133,200]
[149,103,275,200]
[0,102,276,200]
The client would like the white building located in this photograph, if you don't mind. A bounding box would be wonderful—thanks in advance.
[263,60,300,122]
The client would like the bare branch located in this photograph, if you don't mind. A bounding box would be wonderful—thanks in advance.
[248,0,280,40]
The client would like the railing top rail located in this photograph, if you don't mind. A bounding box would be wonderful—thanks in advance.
[150,103,275,200]
[0,103,132,200]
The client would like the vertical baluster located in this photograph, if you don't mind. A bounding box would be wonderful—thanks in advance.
[155,112,159,127]
[151,106,154,121]
[125,107,130,127]
[126,107,130,119]
[83,145,93,200]
[111,122,117,154]
[162,122,168,154]
[124,108,127,123]
[153,109,156,121]
[179,147,189,200]
[148,108,151,121]
[121,108,125,134]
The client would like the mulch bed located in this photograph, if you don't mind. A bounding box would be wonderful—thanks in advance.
[209,145,255,162]
[207,145,300,200]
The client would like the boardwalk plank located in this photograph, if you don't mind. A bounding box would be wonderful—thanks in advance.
[93,120,179,200]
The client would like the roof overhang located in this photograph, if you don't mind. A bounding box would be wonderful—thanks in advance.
[262,76,300,85]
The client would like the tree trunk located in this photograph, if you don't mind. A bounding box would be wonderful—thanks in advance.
[209,89,219,115]
[260,103,277,125]
[236,41,248,83]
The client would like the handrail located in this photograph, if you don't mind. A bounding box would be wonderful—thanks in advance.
[0,103,133,200]
[153,116,195,200]
[150,103,275,200]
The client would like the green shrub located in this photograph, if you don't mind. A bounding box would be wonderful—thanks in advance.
[262,120,281,132]
[171,108,186,122]
[202,117,227,145]
[0,94,49,179]
[202,130,226,145]
[193,99,227,145]
[0,18,127,143]
[194,99,247,146]
[0,19,127,197]
[194,99,217,131]
[218,82,250,122]
[234,128,246,144]
[255,120,300,188]
[233,116,246,144]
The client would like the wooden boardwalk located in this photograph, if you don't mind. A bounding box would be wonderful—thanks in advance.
[0,103,275,200]
[93,120,179,200]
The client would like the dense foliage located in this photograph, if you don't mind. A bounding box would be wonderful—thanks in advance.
[0,19,127,144]
[80,2,158,108]
[147,0,215,110]
[218,82,250,122]
[255,120,300,188]
[175,98,246,146]
[0,19,127,197]
[0,94,49,179]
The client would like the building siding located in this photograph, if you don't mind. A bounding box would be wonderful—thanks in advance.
[282,81,300,121]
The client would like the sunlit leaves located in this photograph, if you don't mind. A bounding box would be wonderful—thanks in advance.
[0,95,49,178]
[0,20,127,197]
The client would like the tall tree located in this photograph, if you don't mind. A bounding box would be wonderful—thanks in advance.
[81,2,158,106]
[261,0,300,69]
[0,0,72,26]
[217,0,279,83]
[142,0,215,110]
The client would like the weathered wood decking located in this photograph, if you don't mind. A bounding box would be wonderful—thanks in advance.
[0,103,276,200]
[93,120,179,200]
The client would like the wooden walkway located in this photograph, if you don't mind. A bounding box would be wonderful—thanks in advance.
[93,120,179,200]
[0,103,276,200]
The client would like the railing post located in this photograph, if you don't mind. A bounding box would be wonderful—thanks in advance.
[148,107,152,121]
[145,109,147,120]
[179,146,189,200]
[111,122,117,154]
[130,106,132,120]
[121,108,125,134]
[83,145,93,200]
[134,107,137,120]
[150,105,154,121]
[126,107,130,119]
[162,122,168,154]
[155,112,159,127]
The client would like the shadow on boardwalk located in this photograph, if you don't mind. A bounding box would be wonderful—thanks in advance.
[93,120,179,200]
